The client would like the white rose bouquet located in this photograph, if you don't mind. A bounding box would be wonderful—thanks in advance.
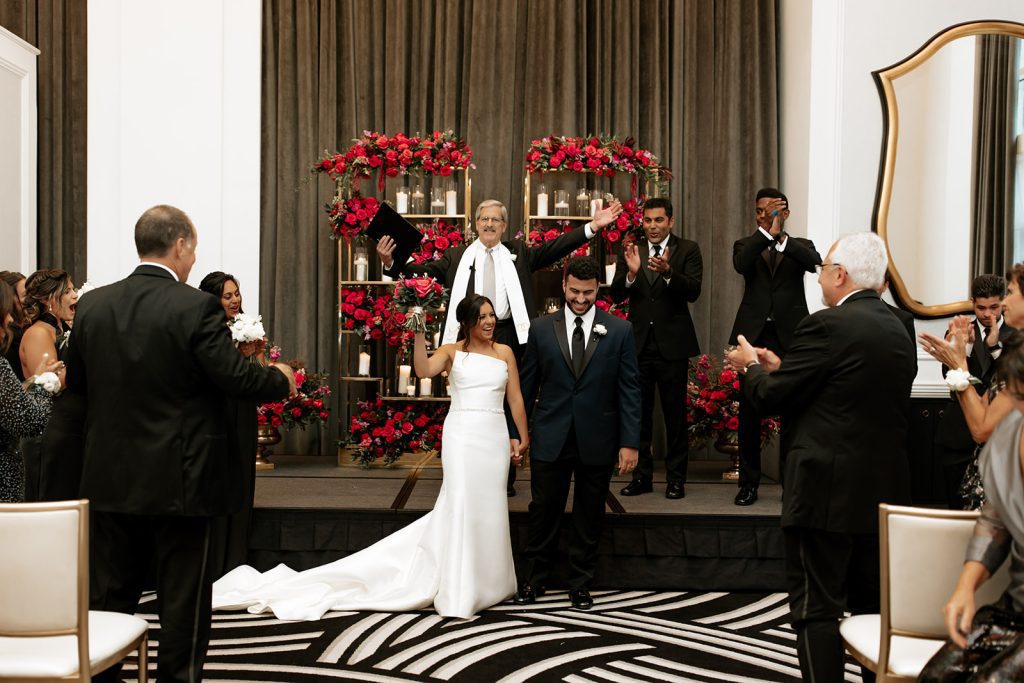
[228,313,266,344]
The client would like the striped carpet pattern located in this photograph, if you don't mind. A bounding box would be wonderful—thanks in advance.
[123,591,865,682]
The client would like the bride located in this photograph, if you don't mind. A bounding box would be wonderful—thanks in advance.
[213,293,530,619]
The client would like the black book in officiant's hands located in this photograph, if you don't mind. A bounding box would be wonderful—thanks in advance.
[366,202,423,274]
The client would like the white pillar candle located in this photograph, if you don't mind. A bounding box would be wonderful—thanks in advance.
[605,262,616,285]
[354,253,368,281]
[397,364,411,394]
[445,189,458,215]
[554,200,569,210]
[420,377,432,395]
[406,384,416,397]
[396,189,409,214]
[536,192,548,216]
[358,352,371,376]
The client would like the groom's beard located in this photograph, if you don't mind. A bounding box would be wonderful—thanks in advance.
[567,300,594,316]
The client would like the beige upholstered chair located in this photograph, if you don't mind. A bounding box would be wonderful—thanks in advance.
[0,500,149,682]
[840,504,1011,683]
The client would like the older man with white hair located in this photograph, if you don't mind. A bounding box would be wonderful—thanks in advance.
[726,231,916,683]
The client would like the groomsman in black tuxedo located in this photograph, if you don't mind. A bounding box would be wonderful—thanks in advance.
[377,199,623,496]
[936,273,1014,508]
[727,232,915,683]
[64,205,294,683]
[512,256,641,610]
[729,188,821,506]
[611,197,702,499]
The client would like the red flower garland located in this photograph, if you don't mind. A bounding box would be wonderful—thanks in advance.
[326,193,380,240]
[348,397,450,466]
[525,135,672,196]
[411,220,464,264]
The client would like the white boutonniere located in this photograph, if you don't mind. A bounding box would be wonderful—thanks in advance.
[945,368,980,393]
[509,253,517,262]
[593,323,608,337]
[58,329,71,351]
[33,372,62,394]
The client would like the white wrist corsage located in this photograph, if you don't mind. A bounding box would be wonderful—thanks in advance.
[593,323,608,337]
[945,368,980,393]
[33,372,62,395]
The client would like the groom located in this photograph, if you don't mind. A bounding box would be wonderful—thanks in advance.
[512,256,641,610]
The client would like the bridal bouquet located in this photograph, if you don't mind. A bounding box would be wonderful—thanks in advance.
[390,277,448,334]
[228,313,266,344]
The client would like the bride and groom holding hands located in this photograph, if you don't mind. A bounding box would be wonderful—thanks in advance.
[214,255,642,618]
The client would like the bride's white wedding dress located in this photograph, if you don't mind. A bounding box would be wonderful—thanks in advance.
[212,351,516,620]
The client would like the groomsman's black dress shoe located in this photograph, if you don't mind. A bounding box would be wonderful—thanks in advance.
[665,481,685,499]
[569,588,593,610]
[507,485,516,497]
[513,584,544,605]
[734,485,758,506]
[620,479,653,496]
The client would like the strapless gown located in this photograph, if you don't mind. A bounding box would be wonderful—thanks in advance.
[212,351,516,619]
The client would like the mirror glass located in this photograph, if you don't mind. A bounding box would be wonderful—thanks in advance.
[877,23,1024,316]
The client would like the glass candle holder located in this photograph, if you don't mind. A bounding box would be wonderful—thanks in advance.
[430,187,445,215]
[554,190,570,216]
[576,188,590,216]
[353,246,369,281]
[410,183,425,213]
[536,183,549,217]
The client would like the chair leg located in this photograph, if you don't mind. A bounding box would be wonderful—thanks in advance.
[138,632,149,683]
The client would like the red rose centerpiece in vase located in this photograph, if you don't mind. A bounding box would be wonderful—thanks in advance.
[256,347,332,470]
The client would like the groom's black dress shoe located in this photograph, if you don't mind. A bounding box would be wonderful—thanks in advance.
[513,584,545,605]
[734,485,758,506]
[620,479,652,496]
[665,481,685,499]
[569,588,593,610]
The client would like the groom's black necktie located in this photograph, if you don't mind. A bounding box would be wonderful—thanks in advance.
[572,316,585,376]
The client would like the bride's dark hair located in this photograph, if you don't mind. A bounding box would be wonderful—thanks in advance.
[455,294,494,350]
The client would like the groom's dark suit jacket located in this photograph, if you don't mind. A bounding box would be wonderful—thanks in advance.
[517,308,641,465]
[64,265,290,517]
[384,227,589,318]
[742,290,916,534]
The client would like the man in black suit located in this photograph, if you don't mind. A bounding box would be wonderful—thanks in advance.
[936,274,1013,508]
[378,198,622,495]
[512,256,641,610]
[64,205,294,683]
[611,197,701,499]
[727,232,916,683]
[730,187,821,506]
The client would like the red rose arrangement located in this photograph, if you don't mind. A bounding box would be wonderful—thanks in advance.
[348,397,449,466]
[411,220,464,265]
[686,354,779,448]
[258,359,331,431]
[340,287,390,341]
[525,135,672,195]
[390,277,449,334]
[325,192,380,240]
[315,129,473,196]
[604,196,645,246]
[595,292,630,321]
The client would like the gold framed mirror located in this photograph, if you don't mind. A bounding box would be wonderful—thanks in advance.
[873,20,1024,318]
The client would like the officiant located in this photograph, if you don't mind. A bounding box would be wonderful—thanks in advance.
[377,198,622,495]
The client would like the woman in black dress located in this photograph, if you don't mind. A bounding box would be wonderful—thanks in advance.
[199,271,261,577]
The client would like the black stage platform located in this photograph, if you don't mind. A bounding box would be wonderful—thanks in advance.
[250,455,785,592]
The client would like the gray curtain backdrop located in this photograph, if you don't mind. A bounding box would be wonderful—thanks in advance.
[0,0,88,283]
[261,0,779,454]
[971,34,1018,278]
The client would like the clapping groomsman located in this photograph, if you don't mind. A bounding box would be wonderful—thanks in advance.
[729,188,821,505]
[611,198,702,499]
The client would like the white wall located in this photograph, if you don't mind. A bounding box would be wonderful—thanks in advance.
[780,0,1024,396]
[87,0,262,309]
[0,25,39,276]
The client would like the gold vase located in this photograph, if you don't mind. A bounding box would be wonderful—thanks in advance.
[714,432,740,481]
[255,424,281,471]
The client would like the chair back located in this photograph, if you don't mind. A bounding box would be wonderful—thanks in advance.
[0,500,89,637]
[883,504,1010,638]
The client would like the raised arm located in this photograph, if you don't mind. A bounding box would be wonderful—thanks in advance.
[732,234,774,274]
[413,333,454,378]
[781,236,822,273]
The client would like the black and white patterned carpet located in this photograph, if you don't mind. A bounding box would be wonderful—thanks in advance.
[123,591,864,682]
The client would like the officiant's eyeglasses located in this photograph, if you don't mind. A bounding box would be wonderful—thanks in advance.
[815,262,843,274]
[478,217,506,224]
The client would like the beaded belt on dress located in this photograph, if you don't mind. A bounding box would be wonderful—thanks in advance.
[448,407,504,414]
